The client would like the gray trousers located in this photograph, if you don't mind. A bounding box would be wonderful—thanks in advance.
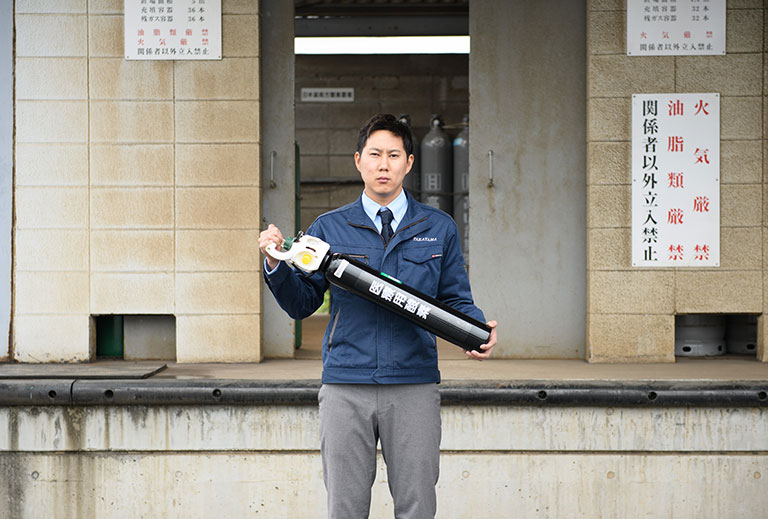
[318,383,441,519]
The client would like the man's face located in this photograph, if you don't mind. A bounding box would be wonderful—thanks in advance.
[354,129,414,206]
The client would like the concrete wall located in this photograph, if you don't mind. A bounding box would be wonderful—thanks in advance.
[8,1,767,366]
[586,1,768,362]
[295,54,469,229]
[1,404,766,517]
[12,0,262,362]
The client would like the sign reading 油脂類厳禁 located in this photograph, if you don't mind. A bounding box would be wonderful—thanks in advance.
[626,0,725,56]
[124,0,222,60]
[631,93,719,268]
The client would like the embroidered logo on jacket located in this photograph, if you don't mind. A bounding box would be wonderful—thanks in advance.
[413,237,437,242]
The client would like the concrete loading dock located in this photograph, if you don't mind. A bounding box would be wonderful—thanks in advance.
[2,358,768,517]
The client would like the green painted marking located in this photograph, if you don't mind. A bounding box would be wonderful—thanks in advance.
[380,272,402,284]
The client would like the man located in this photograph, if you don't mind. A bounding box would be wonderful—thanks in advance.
[259,114,497,518]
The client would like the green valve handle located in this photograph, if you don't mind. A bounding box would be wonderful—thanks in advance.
[282,236,297,251]
[281,231,306,252]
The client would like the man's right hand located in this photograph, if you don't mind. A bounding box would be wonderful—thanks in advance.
[259,224,284,271]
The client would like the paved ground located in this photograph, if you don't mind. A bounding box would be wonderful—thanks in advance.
[4,314,766,384]
[3,353,765,383]
[152,356,768,383]
[148,314,768,383]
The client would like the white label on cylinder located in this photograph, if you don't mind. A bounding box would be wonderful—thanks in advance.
[333,259,349,278]
[425,173,441,190]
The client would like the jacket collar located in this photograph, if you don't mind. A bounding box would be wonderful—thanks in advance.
[345,190,430,251]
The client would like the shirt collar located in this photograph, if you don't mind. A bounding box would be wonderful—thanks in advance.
[361,189,408,232]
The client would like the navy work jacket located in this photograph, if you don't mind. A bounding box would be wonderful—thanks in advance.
[264,191,486,384]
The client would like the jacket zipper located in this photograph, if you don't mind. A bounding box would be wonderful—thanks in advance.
[392,217,427,239]
[328,308,341,351]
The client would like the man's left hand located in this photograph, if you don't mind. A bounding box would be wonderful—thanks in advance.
[465,320,497,361]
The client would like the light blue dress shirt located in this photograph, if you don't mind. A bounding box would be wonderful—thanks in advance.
[361,188,408,234]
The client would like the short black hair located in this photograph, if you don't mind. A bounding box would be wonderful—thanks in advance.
[356,113,414,157]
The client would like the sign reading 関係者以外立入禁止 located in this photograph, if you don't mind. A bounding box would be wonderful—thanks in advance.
[626,0,725,56]
[631,93,719,268]
[124,0,221,60]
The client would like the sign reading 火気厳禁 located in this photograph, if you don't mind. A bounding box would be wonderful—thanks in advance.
[626,0,725,56]
[631,93,719,268]
[124,0,221,60]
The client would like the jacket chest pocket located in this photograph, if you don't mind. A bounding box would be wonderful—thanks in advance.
[345,253,369,264]
[399,245,443,297]
[329,243,373,265]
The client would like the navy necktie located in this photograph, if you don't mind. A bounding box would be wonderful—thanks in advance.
[379,208,394,245]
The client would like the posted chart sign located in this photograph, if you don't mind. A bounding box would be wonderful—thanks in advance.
[300,88,355,103]
[631,93,720,267]
[125,0,222,60]
[627,0,725,56]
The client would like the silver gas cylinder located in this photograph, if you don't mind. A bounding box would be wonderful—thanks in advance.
[453,114,469,265]
[420,115,452,213]
[398,114,420,200]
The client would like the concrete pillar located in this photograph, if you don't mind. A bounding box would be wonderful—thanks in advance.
[260,0,297,358]
[0,0,11,360]
[469,0,587,358]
